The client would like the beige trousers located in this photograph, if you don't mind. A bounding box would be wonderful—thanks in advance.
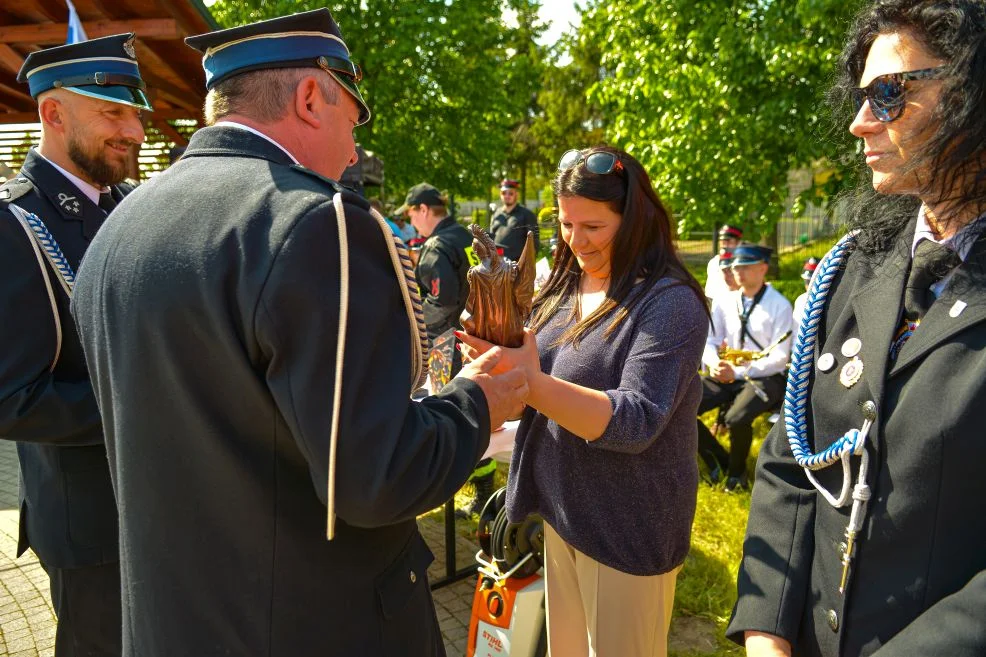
[543,523,679,657]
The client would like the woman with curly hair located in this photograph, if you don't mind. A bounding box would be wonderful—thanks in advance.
[730,2,986,656]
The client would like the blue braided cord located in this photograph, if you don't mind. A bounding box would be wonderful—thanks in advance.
[25,211,75,286]
[784,232,864,471]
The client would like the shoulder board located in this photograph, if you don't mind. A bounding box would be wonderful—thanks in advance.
[0,176,34,205]
[288,165,371,211]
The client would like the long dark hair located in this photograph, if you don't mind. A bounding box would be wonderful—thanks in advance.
[530,146,708,345]
[831,0,986,254]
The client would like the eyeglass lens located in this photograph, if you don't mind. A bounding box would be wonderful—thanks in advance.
[557,149,619,174]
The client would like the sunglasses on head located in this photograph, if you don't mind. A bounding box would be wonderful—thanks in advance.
[851,66,945,123]
[558,149,624,175]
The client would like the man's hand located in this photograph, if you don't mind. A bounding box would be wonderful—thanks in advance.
[745,631,792,657]
[456,347,529,429]
[710,360,736,383]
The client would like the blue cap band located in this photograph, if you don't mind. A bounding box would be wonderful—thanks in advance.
[202,34,352,88]
[26,57,141,98]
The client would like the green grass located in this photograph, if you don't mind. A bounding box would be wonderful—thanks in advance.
[669,235,839,656]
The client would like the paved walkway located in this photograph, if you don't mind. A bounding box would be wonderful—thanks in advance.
[0,441,56,657]
[0,440,480,656]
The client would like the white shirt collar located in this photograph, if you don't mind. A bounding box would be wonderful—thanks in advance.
[36,149,108,205]
[214,121,300,165]
[911,204,980,262]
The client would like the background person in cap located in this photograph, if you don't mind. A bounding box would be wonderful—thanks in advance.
[705,224,744,299]
[0,33,148,657]
[792,256,819,325]
[71,10,527,657]
[717,248,740,295]
[696,243,793,490]
[489,177,540,261]
[400,183,496,515]
[400,183,472,341]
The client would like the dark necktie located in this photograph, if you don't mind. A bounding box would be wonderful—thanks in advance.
[98,191,117,215]
[903,238,961,321]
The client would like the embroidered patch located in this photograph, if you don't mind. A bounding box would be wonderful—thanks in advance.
[57,192,81,215]
[430,277,440,297]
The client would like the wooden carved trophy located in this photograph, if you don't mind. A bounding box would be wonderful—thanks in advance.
[460,225,537,348]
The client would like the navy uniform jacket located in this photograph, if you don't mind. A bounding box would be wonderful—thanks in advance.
[489,203,539,261]
[416,215,472,340]
[71,126,491,657]
[0,149,126,569]
[728,217,986,656]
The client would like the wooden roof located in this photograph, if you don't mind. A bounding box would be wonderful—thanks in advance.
[0,0,217,129]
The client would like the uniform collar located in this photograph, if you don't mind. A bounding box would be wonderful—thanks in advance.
[213,121,300,164]
[18,149,106,238]
[182,123,298,168]
[911,204,982,262]
[35,150,109,205]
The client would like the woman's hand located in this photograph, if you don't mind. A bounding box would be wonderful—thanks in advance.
[456,328,540,383]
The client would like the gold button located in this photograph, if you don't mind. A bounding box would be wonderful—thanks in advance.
[827,609,839,632]
[409,570,417,584]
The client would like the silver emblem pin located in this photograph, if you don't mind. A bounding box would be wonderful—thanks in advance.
[124,36,137,59]
[841,338,862,358]
[839,357,864,389]
[949,300,967,318]
[817,352,836,372]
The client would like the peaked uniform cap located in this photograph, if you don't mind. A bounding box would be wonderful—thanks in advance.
[17,33,152,111]
[801,256,819,280]
[731,243,772,266]
[185,9,370,125]
[719,224,743,239]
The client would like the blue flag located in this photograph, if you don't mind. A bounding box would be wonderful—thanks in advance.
[66,0,88,44]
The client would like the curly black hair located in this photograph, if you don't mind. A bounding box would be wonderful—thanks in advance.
[831,0,986,254]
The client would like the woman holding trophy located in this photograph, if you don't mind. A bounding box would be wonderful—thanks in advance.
[458,146,708,657]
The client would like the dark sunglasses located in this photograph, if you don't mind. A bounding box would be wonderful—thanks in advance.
[851,66,946,123]
[558,149,624,175]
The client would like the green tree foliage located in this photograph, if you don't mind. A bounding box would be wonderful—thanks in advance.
[579,0,866,236]
[208,0,530,198]
[528,29,607,182]
[499,0,548,202]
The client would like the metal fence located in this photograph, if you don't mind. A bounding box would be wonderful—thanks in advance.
[675,202,840,267]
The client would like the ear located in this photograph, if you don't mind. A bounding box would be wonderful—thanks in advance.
[293,76,322,130]
[38,95,66,133]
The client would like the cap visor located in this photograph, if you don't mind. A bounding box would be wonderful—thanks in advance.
[328,70,371,125]
[66,85,153,111]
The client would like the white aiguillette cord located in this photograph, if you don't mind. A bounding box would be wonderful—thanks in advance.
[8,203,75,371]
[326,196,429,540]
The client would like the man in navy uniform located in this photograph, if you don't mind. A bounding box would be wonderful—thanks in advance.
[0,34,149,656]
[489,177,539,261]
[71,10,527,657]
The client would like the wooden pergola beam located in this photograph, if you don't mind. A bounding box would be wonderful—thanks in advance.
[0,19,181,44]
[0,45,24,75]
[148,117,188,146]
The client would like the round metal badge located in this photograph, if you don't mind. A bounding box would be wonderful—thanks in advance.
[817,352,836,372]
[839,357,864,388]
